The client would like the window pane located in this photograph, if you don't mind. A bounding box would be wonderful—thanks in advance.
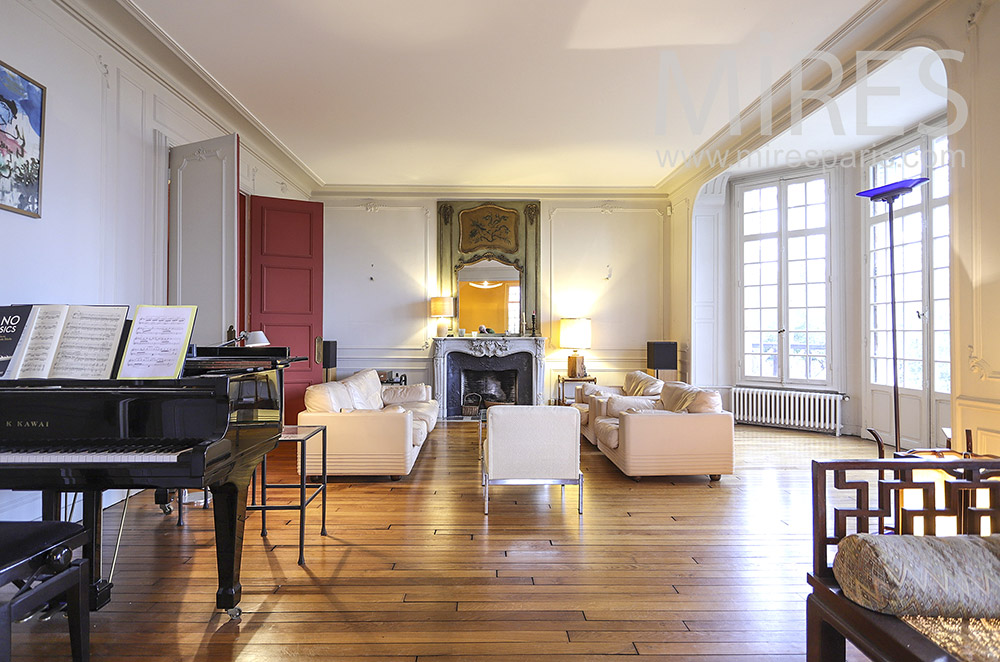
[788,206,805,231]
[787,183,805,208]
[760,186,778,210]
[788,260,806,284]
[760,209,779,234]
[789,355,807,379]
[744,241,760,263]
[744,286,760,308]
[809,357,827,380]
[807,234,826,259]
[807,308,826,332]
[788,284,806,307]
[745,309,760,331]
[807,259,825,283]
[761,308,778,331]
[790,332,807,354]
[762,354,778,378]
[744,264,760,286]
[746,355,761,376]
[744,212,760,235]
[935,362,950,394]
[808,283,826,307]
[760,238,779,262]
[933,205,949,238]
[809,332,827,354]
[789,308,807,331]
[903,360,922,390]
[760,285,778,308]
[745,332,760,353]
[788,236,806,260]
[934,330,949,362]
[744,189,760,212]
[806,204,826,229]
[807,179,826,203]
[760,262,779,285]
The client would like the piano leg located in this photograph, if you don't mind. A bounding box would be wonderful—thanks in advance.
[209,479,249,617]
[40,490,112,611]
[83,491,113,611]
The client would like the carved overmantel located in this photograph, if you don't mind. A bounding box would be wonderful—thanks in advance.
[433,337,546,417]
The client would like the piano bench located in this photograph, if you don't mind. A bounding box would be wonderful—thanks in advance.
[0,521,90,662]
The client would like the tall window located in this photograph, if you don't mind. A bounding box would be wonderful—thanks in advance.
[866,133,950,393]
[737,174,831,385]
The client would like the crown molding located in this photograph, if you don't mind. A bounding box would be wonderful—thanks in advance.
[309,183,670,201]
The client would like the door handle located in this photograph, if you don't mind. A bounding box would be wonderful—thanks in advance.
[314,336,323,365]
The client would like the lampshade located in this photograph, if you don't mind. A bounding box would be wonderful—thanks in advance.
[559,318,592,350]
[647,341,678,370]
[429,296,455,318]
[245,330,270,347]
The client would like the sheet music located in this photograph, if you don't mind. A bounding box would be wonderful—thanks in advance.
[49,306,128,379]
[117,305,197,379]
[16,305,70,379]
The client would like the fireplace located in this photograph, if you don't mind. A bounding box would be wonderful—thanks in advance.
[462,369,518,407]
[433,337,546,418]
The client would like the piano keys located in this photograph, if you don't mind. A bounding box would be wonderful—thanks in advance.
[0,346,294,617]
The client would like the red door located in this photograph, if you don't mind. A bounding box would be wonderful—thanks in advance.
[249,195,324,423]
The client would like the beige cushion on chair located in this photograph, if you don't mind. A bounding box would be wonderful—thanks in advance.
[606,395,660,417]
[341,369,384,410]
[659,381,702,412]
[688,389,723,413]
[623,371,664,396]
[303,380,354,412]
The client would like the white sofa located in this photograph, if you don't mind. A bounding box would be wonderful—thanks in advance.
[296,368,439,479]
[590,382,734,480]
[572,371,664,444]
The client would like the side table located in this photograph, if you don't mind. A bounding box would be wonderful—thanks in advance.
[249,425,328,565]
[556,375,597,406]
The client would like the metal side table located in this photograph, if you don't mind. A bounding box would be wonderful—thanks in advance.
[249,425,327,565]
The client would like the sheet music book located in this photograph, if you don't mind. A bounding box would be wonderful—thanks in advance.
[0,305,33,377]
[116,305,197,379]
[2,304,129,379]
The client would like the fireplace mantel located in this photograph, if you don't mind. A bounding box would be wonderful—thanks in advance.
[433,337,546,417]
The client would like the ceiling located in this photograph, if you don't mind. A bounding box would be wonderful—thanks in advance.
[123,0,943,191]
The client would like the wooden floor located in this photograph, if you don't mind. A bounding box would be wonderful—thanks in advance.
[10,422,881,661]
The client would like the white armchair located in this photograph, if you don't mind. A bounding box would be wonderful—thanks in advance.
[483,405,582,515]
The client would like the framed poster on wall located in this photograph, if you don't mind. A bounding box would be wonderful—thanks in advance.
[0,60,45,218]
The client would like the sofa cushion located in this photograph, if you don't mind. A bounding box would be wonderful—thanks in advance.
[303,380,354,413]
[606,395,659,418]
[833,533,1000,618]
[571,402,589,425]
[382,383,431,405]
[688,389,723,413]
[594,417,620,449]
[659,381,702,412]
[341,369,384,410]
[623,371,664,396]
[398,400,439,432]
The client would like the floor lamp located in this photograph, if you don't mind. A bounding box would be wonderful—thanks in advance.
[856,177,929,452]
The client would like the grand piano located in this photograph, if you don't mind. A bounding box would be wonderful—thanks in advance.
[0,346,293,618]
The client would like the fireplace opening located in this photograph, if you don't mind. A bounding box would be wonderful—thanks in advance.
[462,369,517,408]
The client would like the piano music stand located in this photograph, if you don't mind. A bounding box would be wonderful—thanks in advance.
[0,521,89,662]
[249,425,328,565]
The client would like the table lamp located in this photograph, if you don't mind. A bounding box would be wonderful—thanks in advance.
[430,296,455,337]
[560,318,591,377]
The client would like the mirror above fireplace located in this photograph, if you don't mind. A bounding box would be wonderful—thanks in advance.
[456,258,521,334]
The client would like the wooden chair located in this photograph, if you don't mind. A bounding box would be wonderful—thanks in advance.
[0,521,89,662]
[483,405,582,515]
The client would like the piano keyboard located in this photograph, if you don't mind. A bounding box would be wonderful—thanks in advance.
[0,442,194,464]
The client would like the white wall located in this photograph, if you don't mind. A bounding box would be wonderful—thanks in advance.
[0,0,314,520]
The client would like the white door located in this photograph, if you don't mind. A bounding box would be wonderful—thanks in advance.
[167,134,239,345]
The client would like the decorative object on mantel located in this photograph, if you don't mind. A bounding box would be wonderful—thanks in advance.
[560,318,591,378]
[429,296,455,338]
[0,59,45,218]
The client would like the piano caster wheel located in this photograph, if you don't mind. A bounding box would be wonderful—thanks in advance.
[159,503,173,515]
[226,607,242,620]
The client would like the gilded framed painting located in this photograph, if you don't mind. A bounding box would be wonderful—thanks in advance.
[0,60,45,218]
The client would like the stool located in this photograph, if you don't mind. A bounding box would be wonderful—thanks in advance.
[0,521,89,662]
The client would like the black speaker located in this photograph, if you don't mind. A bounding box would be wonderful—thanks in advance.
[322,340,337,369]
[647,341,678,371]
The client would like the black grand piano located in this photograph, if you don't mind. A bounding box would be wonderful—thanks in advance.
[0,346,293,618]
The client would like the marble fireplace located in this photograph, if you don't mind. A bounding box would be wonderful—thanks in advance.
[433,337,546,418]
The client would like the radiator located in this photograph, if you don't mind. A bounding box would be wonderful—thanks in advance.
[733,387,845,436]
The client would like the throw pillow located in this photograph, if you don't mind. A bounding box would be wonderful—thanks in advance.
[341,369,384,410]
[833,533,1000,618]
[623,370,665,396]
[303,381,353,412]
[659,381,701,412]
[687,389,723,413]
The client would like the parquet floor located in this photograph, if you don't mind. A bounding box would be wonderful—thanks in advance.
[10,422,879,661]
